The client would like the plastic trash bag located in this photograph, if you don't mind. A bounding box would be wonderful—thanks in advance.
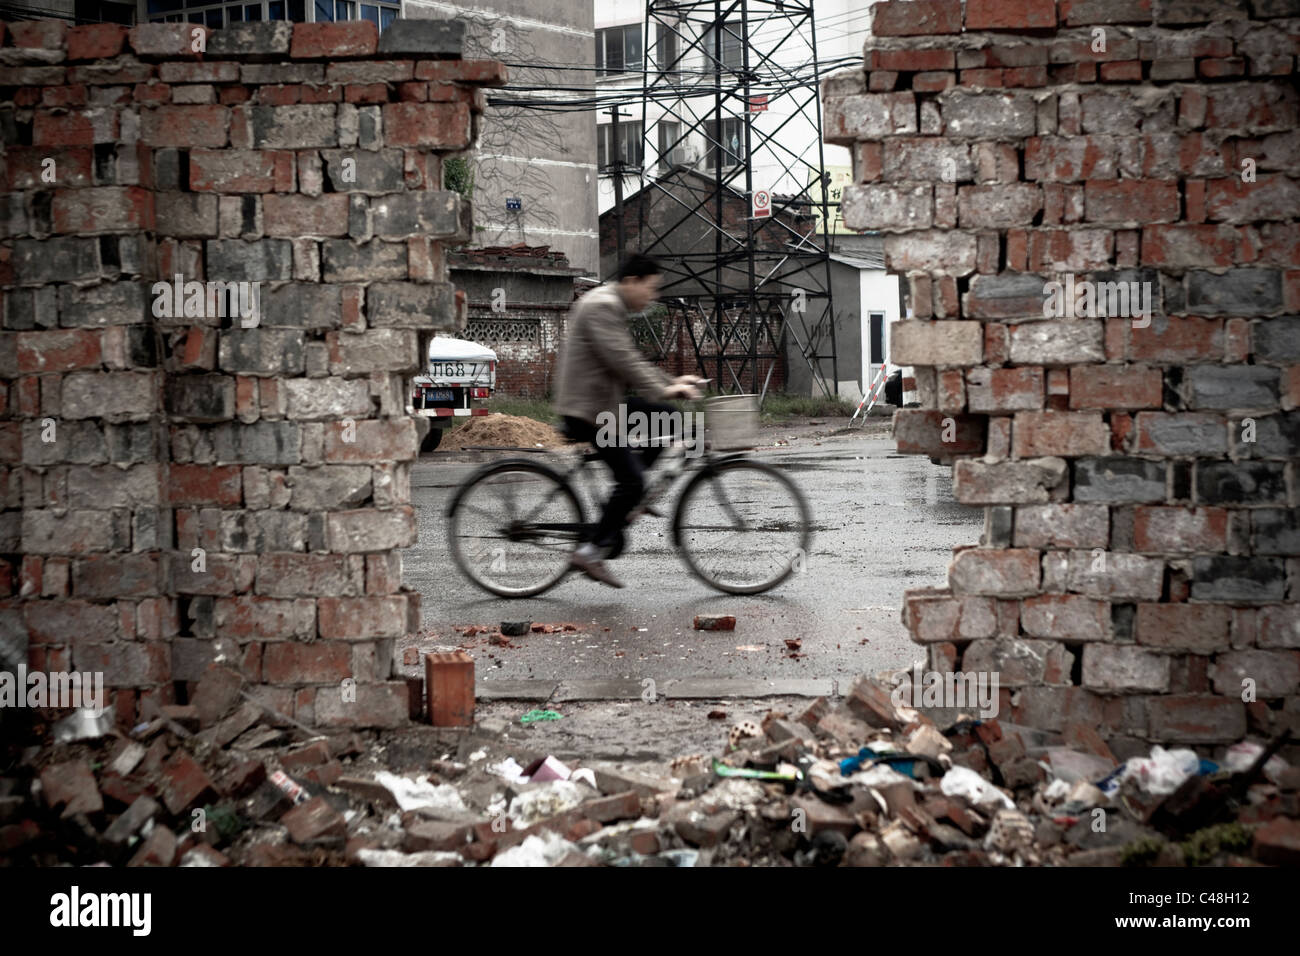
[940,766,1015,811]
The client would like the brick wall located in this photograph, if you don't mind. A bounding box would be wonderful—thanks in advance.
[825,0,1299,752]
[0,18,504,727]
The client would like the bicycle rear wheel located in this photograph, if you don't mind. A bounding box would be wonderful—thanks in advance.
[672,457,811,595]
[446,459,585,598]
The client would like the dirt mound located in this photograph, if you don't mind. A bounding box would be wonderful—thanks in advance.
[439,413,571,451]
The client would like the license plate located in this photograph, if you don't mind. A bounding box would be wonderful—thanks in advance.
[430,361,477,377]
[425,389,454,402]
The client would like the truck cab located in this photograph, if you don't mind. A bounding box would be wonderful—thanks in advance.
[412,336,497,452]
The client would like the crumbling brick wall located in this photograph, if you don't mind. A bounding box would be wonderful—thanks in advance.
[825,0,1299,753]
[0,18,504,728]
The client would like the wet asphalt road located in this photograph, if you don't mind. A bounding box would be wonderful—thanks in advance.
[404,429,983,691]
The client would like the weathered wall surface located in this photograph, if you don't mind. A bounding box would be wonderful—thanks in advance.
[0,18,503,727]
[825,0,1300,752]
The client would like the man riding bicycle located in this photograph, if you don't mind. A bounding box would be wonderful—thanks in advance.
[554,254,705,588]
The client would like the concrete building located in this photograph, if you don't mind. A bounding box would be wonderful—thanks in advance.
[13,0,602,275]
[593,0,899,402]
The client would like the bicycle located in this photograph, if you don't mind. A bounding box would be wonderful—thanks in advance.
[445,403,812,598]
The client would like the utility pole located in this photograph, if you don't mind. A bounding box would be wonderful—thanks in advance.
[604,106,634,272]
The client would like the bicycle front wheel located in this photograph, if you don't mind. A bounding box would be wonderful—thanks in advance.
[672,457,811,595]
[446,459,585,598]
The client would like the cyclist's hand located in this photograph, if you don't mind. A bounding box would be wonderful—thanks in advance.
[664,382,702,400]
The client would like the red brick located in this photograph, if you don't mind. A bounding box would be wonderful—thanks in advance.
[876,49,956,72]
[282,795,347,844]
[961,68,1004,87]
[141,105,229,148]
[16,329,102,373]
[1205,175,1300,224]
[1133,507,1228,553]
[262,194,349,237]
[10,18,67,50]
[413,59,510,84]
[1069,365,1163,409]
[1099,60,1142,82]
[1012,411,1110,456]
[1127,316,1223,363]
[53,186,154,233]
[168,464,242,506]
[40,760,103,817]
[190,148,295,192]
[1084,179,1179,224]
[872,0,962,34]
[426,650,474,727]
[158,751,217,815]
[318,596,408,639]
[291,20,378,59]
[967,0,1056,29]
[262,642,352,683]
[33,109,119,146]
[382,102,471,149]
[1198,57,1245,79]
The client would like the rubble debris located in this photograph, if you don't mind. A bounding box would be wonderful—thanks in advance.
[500,622,531,637]
[3,667,1298,868]
[694,615,736,631]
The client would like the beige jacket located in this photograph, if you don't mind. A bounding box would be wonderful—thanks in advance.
[554,282,673,424]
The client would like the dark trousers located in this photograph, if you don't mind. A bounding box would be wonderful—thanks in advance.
[563,397,678,551]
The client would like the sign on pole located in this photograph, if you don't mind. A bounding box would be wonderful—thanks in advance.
[752,188,771,219]
[749,95,768,112]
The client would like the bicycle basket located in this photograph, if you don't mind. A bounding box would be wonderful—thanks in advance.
[704,394,759,450]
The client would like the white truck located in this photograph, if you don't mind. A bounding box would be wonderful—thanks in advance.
[412,336,498,452]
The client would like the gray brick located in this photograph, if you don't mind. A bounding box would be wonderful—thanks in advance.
[241,63,325,84]
[1252,509,1300,555]
[165,374,236,422]
[206,239,292,281]
[365,282,457,329]
[218,328,306,376]
[1186,268,1284,315]
[1195,460,1287,504]
[208,21,292,59]
[1253,316,1300,362]
[59,281,148,327]
[155,192,218,238]
[13,238,103,285]
[376,18,464,57]
[286,465,371,511]
[261,283,342,329]
[1074,457,1166,502]
[249,104,336,148]
[1185,365,1280,409]
[371,191,462,239]
[321,240,406,282]
[283,378,374,419]
[321,148,405,194]
[1191,556,1286,602]
[941,91,1037,139]
[211,421,300,464]
[1246,410,1300,457]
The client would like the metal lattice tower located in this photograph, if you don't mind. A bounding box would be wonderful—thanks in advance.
[618,0,837,398]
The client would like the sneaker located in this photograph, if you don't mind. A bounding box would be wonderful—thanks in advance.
[569,548,625,588]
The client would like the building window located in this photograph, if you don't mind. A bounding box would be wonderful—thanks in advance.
[705,116,745,170]
[147,0,397,27]
[598,121,644,170]
[702,23,744,71]
[596,24,642,76]
[655,22,680,80]
[657,121,682,170]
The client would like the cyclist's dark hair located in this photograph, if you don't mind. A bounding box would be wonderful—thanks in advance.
[618,253,662,281]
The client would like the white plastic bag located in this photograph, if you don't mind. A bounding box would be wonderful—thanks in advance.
[940,766,1015,811]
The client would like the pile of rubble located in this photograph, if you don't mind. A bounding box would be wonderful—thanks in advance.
[3,666,1298,867]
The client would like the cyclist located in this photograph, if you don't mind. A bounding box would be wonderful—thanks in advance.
[555,254,705,588]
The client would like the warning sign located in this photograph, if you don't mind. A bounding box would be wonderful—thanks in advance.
[752,188,771,219]
[749,95,768,112]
